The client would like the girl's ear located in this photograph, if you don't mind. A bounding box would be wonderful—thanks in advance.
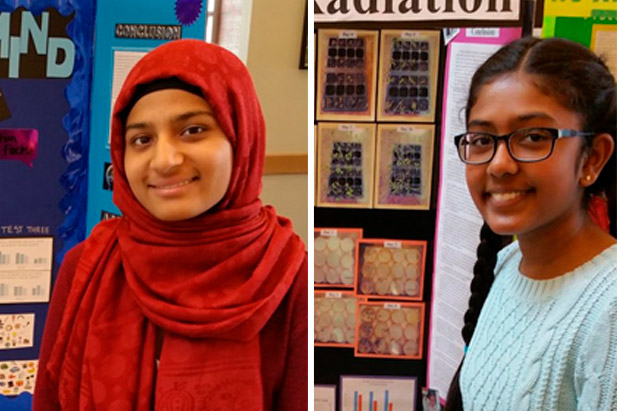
[579,133,615,187]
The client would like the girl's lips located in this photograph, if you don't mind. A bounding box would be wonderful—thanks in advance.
[148,177,198,197]
[485,189,533,207]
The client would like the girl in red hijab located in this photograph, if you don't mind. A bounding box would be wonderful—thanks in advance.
[34,39,308,410]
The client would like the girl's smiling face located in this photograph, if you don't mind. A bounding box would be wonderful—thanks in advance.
[123,88,233,221]
[465,72,588,238]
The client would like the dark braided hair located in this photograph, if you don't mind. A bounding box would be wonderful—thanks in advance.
[445,37,617,410]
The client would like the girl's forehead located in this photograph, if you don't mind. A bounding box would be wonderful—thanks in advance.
[469,73,582,129]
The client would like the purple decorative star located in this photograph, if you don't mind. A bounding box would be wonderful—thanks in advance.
[175,0,203,26]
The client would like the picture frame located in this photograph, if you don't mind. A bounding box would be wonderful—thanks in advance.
[354,239,427,301]
[316,123,376,208]
[340,375,418,411]
[355,301,425,360]
[315,290,364,348]
[374,124,435,210]
[316,29,378,122]
[299,2,308,70]
[377,30,441,122]
[315,227,363,287]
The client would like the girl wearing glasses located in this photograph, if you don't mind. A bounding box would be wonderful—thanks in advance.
[446,37,616,410]
[34,40,307,410]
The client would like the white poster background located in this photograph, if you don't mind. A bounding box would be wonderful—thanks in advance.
[315,385,336,411]
[108,49,149,145]
[427,41,502,398]
[315,0,520,22]
[0,237,53,303]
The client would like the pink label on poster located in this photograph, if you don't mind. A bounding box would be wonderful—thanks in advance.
[0,129,38,167]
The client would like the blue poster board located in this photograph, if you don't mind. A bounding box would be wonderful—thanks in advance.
[0,0,94,407]
[85,0,207,232]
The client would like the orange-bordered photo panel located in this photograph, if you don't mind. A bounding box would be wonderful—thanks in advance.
[315,227,363,288]
[354,301,425,360]
[354,238,427,301]
[315,290,366,348]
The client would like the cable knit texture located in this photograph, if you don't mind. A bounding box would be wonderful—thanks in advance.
[460,242,617,411]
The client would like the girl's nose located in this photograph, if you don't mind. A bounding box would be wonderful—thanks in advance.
[150,136,183,173]
[486,140,518,177]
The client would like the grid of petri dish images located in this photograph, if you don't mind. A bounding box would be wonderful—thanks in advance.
[355,302,425,360]
[377,30,441,122]
[314,291,362,348]
[314,228,427,359]
[316,123,375,208]
[374,124,435,209]
[316,123,435,209]
[355,239,427,301]
[315,228,363,288]
[316,30,378,122]
[315,29,440,210]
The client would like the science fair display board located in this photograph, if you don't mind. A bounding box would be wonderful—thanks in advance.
[85,0,207,232]
[0,0,95,406]
[313,3,528,409]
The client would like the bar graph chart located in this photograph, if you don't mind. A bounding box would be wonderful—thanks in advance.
[342,376,417,411]
[353,390,394,411]
[0,237,53,303]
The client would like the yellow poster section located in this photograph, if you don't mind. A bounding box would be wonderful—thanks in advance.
[591,24,617,76]
[544,0,616,17]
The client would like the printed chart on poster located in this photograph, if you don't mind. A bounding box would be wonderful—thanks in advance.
[341,375,417,411]
[0,313,35,350]
[0,238,53,304]
[315,385,336,411]
[0,360,37,396]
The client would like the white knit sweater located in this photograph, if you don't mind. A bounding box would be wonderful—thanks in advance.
[460,242,617,411]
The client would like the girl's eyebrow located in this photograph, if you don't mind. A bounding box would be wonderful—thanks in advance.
[468,112,556,129]
[125,110,214,132]
[516,112,555,122]
[468,119,493,128]
[172,110,214,123]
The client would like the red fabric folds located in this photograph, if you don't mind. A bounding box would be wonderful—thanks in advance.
[45,40,306,410]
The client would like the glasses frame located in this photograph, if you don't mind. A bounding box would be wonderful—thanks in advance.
[453,127,596,165]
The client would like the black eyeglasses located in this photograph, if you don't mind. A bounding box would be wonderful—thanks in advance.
[454,127,595,165]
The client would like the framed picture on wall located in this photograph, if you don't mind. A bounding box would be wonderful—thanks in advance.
[315,228,363,287]
[316,29,378,122]
[355,239,427,301]
[316,123,376,208]
[374,124,435,210]
[377,30,441,122]
[299,2,308,69]
[315,290,364,348]
[355,301,425,360]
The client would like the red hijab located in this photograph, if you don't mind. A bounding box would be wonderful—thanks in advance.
[46,40,306,410]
